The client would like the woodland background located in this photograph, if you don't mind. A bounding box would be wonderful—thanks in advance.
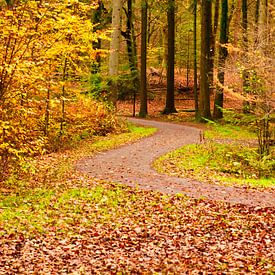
[0,0,274,185]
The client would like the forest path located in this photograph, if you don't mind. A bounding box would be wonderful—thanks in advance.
[76,118,275,207]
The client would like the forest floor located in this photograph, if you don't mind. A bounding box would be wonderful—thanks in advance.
[1,80,275,273]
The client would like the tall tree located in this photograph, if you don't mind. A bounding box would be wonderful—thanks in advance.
[91,0,106,73]
[241,0,250,113]
[139,0,148,117]
[122,0,140,116]
[258,0,268,51]
[213,0,228,119]
[198,0,212,120]
[193,0,199,117]
[163,0,177,114]
[122,0,139,75]
[109,0,122,105]
[209,0,220,91]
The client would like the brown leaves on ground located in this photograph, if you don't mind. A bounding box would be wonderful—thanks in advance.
[0,183,274,274]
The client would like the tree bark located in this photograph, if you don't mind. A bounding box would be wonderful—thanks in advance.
[139,0,148,117]
[91,0,104,73]
[199,0,212,120]
[109,0,122,105]
[163,0,177,114]
[241,0,250,113]
[227,0,236,37]
[209,0,220,92]
[213,0,228,119]
[193,0,199,118]
[124,0,140,116]
[258,0,268,51]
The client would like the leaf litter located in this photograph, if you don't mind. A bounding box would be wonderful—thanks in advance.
[0,181,274,273]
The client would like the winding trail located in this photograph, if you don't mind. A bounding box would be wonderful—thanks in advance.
[76,118,275,207]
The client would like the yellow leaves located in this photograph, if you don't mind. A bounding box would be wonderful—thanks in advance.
[0,0,110,180]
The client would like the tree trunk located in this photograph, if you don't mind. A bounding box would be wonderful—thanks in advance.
[163,0,177,114]
[241,0,250,113]
[199,0,212,120]
[91,0,104,73]
[227,0,236,36]
[213,0,228,119]
[109,0,122,106]
[255,0,260,43]
[193,0,199,117]
[209,0,220,92]
[139,0,148,117]
[258,0,268,51]
[124,0,140,116]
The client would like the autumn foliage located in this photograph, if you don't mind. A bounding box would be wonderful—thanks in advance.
[0,0,124,181]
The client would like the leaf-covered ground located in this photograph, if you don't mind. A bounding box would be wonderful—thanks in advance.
[0,181,274,274]
[0,124,274,273]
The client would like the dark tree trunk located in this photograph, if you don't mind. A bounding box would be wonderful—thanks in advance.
[139,0,148,117]
[163,0,177,114]
[193,0,199,117]
[255,0,260,25]
[124,0,138,74]
[91,0,104,73]
[199,0,212,120]
[124,0,140,116]
[213,0,228,119]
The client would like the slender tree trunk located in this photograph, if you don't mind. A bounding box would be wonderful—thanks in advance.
[199,0,212,120]
[163,0,177,114]
[242,0,250,113]
[139,0,148,117]
[109,0,122,106]
[123,0,140,116]
[124,0,138,73]
[255,0,260,42]
[259,0,268,51]
[227,0,236,37]
[60,58,68,135]
[209,0,220,92]
[45,85,50,136]
[91,0,104,73]
[213,0,228,119]
[193,0,199,117]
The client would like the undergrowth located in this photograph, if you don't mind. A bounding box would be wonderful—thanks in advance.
[0,123,274,273]
[1,124,156,191]
[154,123,275,189]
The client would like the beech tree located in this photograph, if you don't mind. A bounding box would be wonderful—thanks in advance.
[139,0,148,117]
[209,0,220,91]
[109,0,123,105]
[193,0,198,117]
[213,0,228,119]
[163,0,177,114]
[198,0,212,120]
[91,0,106,73]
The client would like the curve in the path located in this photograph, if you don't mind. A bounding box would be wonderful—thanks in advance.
[76,118,275,207]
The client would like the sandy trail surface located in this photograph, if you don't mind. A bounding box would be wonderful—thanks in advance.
[76,118,275,207]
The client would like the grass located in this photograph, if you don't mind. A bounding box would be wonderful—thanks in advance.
[0,185,132,236]
[0,121,274,273]
[0,123,157,236]
[154,123,275,189]
[204,122,257,140]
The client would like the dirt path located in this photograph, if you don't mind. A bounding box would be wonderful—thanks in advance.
[76,118,275,207]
